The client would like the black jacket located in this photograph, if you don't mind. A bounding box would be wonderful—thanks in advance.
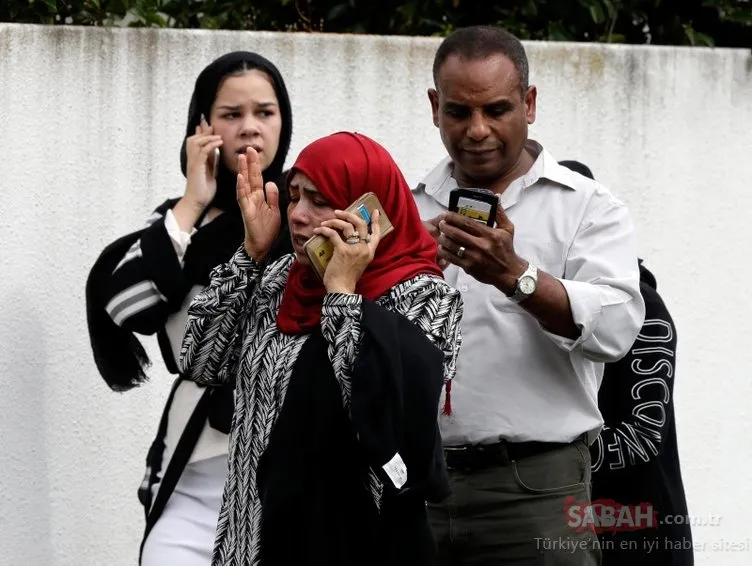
[591,262,693,565]
[256,299,449,565]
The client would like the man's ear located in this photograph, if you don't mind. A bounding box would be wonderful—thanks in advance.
[428,88,440,128]
[524,85,537,125]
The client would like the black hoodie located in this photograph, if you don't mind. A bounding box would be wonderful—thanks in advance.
[590,261,694,565]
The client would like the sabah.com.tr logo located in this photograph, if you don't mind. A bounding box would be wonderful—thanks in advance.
[563,497,722,534]
[564,497,656,533]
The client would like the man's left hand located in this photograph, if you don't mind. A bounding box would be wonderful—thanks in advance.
[437,206,527,294]
[422,216,450,270]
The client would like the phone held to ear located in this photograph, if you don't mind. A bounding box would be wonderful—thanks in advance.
[448,187,498,227]
[304,192,394,281]
[200,113,221,179]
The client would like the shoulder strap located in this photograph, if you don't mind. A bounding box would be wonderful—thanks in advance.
[138,387,213,563]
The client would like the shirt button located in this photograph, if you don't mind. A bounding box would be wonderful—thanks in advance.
[460,285,469,292]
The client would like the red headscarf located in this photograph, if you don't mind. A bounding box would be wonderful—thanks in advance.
[276,132,444,334]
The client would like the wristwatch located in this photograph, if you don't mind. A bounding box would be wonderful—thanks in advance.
[509,263,538,303]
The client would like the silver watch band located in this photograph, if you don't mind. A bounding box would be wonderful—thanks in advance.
[510,264,538,304]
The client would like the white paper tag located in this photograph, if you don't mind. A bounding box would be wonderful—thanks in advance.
[382,452,408,489]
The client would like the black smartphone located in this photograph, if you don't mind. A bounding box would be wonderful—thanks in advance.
[448,188,498,227]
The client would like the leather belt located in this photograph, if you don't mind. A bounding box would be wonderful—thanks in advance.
[443,437,582,470]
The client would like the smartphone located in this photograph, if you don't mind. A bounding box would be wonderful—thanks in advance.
[448,187,498,227]
[304,192,394,280]
[212,147,220,179]
[201,113,220,179]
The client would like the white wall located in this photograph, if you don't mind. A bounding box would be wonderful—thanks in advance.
[1,23,751,565]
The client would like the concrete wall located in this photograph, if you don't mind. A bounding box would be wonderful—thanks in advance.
[1,23,750,565]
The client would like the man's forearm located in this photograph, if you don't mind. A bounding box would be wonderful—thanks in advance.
[494,264,580,340]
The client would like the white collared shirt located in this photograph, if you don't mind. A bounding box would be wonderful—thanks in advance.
[412,141,646,445]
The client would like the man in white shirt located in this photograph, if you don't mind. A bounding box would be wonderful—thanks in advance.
[412,25,646,565]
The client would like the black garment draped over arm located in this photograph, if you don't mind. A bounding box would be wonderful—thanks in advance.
[257,298,449,566]
[86,178,293,391]
[591,264,693,565]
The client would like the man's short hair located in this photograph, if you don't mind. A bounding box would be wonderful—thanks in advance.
[432,26,529,95]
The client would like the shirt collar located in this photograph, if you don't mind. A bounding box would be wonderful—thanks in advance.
[417,139,578,210]
[415,155,456,208]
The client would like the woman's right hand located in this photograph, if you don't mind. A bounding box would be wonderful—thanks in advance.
[183,115,223,210]
[237,147,281,262]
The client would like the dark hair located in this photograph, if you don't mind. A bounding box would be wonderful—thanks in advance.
[559,160,595,179]
[432,25,529,95]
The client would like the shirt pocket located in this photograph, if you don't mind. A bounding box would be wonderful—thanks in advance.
[488,238,565,313]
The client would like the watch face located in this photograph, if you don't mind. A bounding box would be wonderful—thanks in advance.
[519,276,536,294]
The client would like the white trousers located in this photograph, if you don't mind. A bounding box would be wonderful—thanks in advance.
[141,454,228,566]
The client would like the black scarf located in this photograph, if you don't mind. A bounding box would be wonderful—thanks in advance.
[86,51,294,391]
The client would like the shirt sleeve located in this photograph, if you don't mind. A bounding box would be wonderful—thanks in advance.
[99,200,192,335]
[320,275,463,407]
[163,207,197,265]
[542,190,646,363]
[179,246,265,385]
[319,292,365,407]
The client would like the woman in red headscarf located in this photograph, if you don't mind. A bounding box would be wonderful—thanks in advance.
[180,132,463,566]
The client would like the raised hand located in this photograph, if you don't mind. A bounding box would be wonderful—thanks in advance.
[237,147,281,262]
[312,209,383,294]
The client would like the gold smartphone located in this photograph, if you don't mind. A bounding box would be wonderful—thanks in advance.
[304,192,394,280]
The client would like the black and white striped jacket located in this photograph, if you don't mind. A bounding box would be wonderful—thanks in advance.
[180,246,463,565]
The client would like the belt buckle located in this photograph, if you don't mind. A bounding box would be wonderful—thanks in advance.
[444,442,509,471]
